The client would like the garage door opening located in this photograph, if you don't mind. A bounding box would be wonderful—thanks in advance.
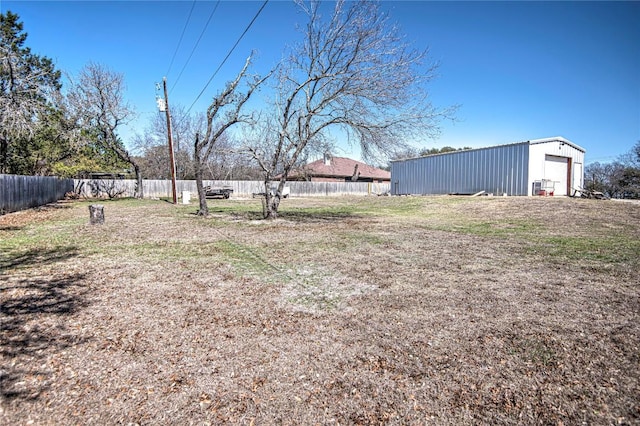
[544,155,569,196]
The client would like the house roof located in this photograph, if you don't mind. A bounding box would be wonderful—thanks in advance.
[291,156,391,180]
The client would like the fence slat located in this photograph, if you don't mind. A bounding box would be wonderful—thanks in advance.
[72,179,390,199]
[0,174,74,214]
[1,176,390,215]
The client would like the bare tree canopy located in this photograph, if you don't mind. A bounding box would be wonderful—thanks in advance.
[620,140,640,169]
[67,62,133,143]
[585,141,640,199]
[0,11,62,173]
[132,104,202,180]
[67,62,143,197]
[193,54,270,216]
[246,0,454,219]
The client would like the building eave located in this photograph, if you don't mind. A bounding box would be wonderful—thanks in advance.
[390,136,584,163]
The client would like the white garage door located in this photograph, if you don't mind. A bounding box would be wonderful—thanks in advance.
[544,155,568,196]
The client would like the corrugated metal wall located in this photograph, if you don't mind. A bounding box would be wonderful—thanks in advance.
[390,143,530,196]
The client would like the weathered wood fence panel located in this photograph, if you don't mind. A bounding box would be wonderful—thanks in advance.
[285,181,390,197]
[73,179,390,199]
[0,174,74,214]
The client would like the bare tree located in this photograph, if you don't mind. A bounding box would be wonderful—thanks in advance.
[244,0,453,219]
[133,105,200,180]
[67,62,142,197]
[134,108,262,181]
[195,131,261,180]
[585,142,640,199]
[619,140,640,169]
[193,54,270,216]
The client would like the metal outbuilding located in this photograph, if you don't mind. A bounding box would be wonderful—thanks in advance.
[390,137,585,196]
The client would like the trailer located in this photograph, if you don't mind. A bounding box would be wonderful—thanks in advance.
[571,187,607,199]
[204,185,233,199]
[252,185,290,199]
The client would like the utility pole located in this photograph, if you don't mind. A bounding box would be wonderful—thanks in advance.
[163,77,178,204]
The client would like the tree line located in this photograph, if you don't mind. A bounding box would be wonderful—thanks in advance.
[2,1,453,218]
[584,141,640,199]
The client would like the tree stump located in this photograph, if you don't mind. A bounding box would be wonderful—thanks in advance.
[89,204,105,225]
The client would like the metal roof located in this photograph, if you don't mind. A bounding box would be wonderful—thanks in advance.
[390,136,584,163]
[528,136,585,153]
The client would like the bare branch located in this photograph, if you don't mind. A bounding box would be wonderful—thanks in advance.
[193,52,271,216]
[246,0,454,218]
[66,62,143,197]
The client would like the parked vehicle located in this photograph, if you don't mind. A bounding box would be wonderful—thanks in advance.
[204,186,233,199]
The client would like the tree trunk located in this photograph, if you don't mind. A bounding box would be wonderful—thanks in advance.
[264,195,279,219]
[133,163,143,199]
[263,177,288,220]
[195,168,208,216]
[264,194,279,220]
[0,137,8,174]
[263,178,276,220]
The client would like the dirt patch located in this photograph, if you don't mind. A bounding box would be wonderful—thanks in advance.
[1,196,638,424]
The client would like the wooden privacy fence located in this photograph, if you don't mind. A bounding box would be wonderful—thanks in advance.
[0,174,74,214]
[73,179,391,199]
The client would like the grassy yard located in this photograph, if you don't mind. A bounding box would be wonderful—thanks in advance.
[1,196,639,425]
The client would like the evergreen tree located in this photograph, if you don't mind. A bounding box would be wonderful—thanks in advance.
[0,11,62,174]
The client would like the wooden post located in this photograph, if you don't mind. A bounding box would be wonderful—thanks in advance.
[163,77,177,204]
[89,204,105,225]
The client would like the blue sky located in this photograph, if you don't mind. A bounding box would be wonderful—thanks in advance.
[2,0,638,165]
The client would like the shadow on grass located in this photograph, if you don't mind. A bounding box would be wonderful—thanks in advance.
[0,247,89,403]
[0,246,79,272]
[278,209,363,223]
[193,200,365,223]
[206,209,363,223]
[0,225,23,232]
[35,202,75,211]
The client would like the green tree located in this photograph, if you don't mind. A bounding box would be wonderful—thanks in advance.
[419,146,472,156]
[5,103,87,175]
[0,11,62,174]
[619,167,640,198]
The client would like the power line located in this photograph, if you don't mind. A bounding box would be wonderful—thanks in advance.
[165,0,197,78]
[170,0,222,94]
[186,0,269,114]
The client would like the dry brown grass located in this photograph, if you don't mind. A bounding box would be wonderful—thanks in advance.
[1,196,639,425]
